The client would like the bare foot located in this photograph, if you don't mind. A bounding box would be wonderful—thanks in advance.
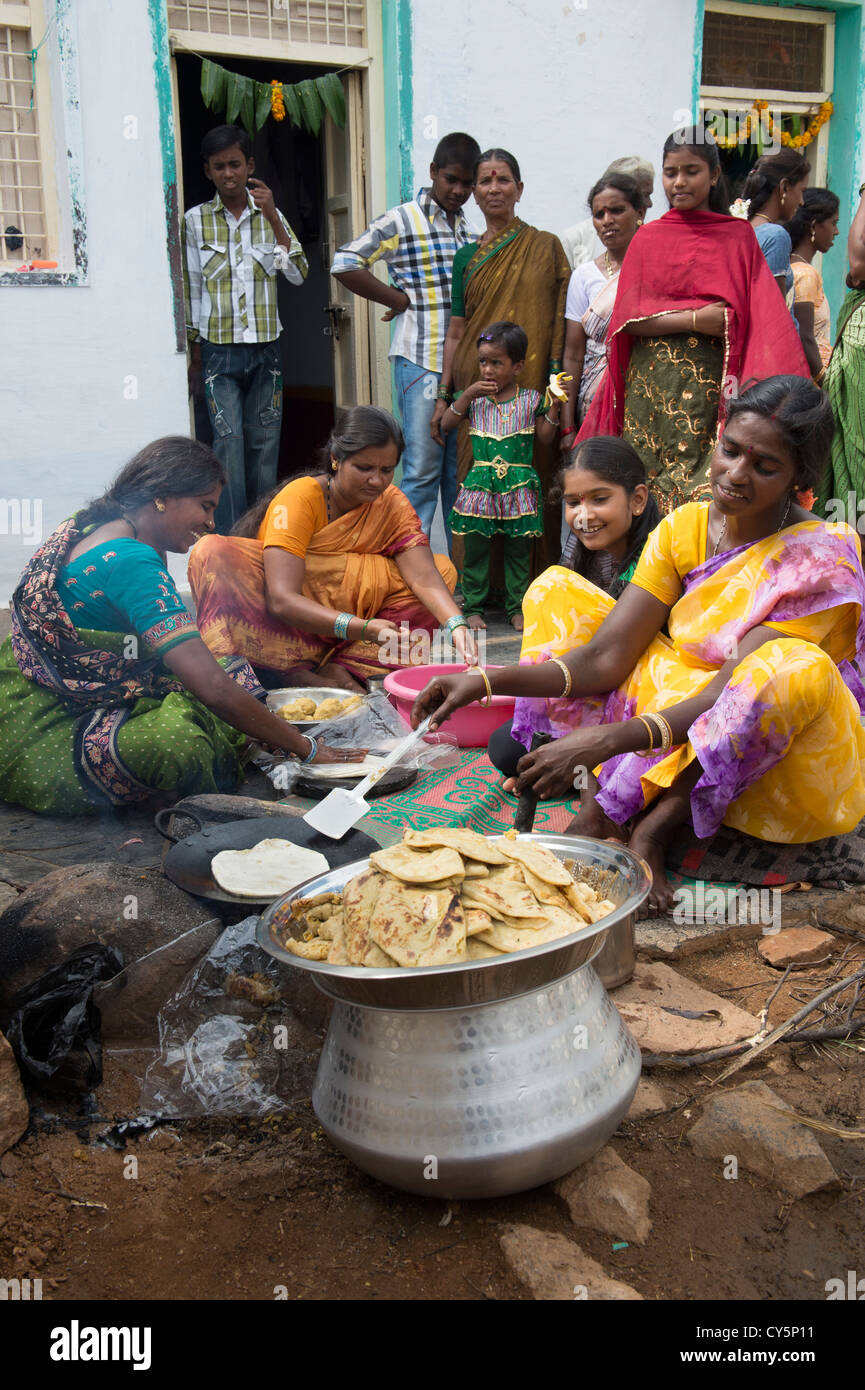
[316,662,366,694]
[466,613,487,630]
[628,824,677,916]
[509,613,524,632]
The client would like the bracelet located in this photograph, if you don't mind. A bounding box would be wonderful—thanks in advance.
[474,667,493,706]
[446,614,468,632]
[333,611,354,640]
[301,735,318,764]
[692,309,697,331]
[360,619,371,638]
[550,656,572,697]
[436,385,453,402]
[635,711,673,758]
[449,403,466,417]
[560,426,577,441]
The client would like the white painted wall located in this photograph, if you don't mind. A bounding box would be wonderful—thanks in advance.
[0,0,189,604]
[408,0,699,236]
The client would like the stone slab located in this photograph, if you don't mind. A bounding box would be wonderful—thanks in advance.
[500,1223,643,1301]
[611,962,761,1055]
[554,1146,652,1245]
[758,926,839,969]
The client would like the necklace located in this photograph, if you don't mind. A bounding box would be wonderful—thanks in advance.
[604,250,618,277]
[712,495,792,557]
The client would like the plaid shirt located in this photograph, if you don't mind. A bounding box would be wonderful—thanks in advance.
[331,188,475,372]
[183,190,308,345]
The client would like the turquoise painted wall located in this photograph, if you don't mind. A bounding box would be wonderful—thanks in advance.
[691,0,864,325]
[381,0,414,209]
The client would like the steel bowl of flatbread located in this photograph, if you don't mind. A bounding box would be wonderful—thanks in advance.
[257,831,650,1010]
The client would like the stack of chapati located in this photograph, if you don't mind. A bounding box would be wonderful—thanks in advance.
[283,829,615,968]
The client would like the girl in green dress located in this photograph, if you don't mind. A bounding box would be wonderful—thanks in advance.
[443,321,560,630]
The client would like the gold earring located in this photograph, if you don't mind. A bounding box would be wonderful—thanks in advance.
[331,461,338,473]
[154,500,166,512]
[781,190,786,210]
[637,218,644,226]
[810,225,817,243]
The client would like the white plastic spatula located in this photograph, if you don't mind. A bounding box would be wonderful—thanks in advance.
[302,716,433,839]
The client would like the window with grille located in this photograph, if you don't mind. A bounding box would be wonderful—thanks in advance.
[166,0,367,48]
[701,2,833,98]
[0,13,49,265]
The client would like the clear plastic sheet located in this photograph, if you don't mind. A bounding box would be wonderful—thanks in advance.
[258,687,458,794]
[139,917,322,1118]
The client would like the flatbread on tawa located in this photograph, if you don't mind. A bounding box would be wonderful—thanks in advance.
[369,844,465,884]
[304,755,388,781]
[496,838,575,887]
[461,877,549,920]
[211,839,329,898]
[369,881,466,967]
[403,828,508,864]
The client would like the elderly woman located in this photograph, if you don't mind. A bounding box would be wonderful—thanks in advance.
[430,149,571,566]
[559,173,645,445]
[188,406,471,694]
[0,438,359,815]
[415,377,865,913]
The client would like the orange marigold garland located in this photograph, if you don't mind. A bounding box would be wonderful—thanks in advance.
[270,80,285,121]
[715,99,833,151]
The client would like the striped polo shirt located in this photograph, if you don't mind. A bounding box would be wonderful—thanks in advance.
[331,188,475,373]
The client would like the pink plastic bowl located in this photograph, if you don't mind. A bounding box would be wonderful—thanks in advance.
[383,664,515,748]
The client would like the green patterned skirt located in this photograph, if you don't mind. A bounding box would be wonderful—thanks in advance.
[0,634,249,816]
[622,333,724,512]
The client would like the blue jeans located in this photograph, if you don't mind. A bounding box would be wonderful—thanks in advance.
[201,339,283,532]
[392,355,458,543]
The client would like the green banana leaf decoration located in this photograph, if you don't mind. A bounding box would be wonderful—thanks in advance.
[199,58,346,136]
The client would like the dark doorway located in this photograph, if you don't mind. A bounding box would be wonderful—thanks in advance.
[175,52,336,477]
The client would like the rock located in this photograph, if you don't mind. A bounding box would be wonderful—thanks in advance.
[0,1032,28,1155]
[499,1224,643,1301]
[0,884,19,915]
[554,1146,652,1245]
[0,863,215,1015]
[611,962,761,1055]
[636,913,763,959]
[757,926,839,969]
[687,1080,838,1198]
[627,1076,675,1118]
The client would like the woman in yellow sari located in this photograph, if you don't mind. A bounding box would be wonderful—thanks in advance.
[430,149,571,566]
[189,407,470,693]
[413,377,865,910]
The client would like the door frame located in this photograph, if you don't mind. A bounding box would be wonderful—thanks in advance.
[167,2,389,406]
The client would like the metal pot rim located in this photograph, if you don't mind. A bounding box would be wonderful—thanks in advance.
[256,833,650,1010]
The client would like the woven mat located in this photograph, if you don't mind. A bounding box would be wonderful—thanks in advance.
[354,749,865,885]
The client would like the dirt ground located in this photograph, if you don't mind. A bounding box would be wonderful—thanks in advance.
[3,932,863,1303]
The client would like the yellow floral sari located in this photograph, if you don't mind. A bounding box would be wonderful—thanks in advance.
[511,503,865,843]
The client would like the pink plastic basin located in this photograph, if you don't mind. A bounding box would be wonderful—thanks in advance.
[383,664,515,748]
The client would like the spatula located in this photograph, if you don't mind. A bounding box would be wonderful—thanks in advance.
[302,716,433,839]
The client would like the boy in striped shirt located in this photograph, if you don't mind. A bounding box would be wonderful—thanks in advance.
[331,132,480,539]
[184,125,308,530]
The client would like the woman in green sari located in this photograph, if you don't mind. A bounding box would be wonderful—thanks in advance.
[430,149,571,566]
[0,438,359,815]
[815,185,865,518]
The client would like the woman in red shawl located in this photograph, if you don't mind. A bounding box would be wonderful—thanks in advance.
[578,127,810,511]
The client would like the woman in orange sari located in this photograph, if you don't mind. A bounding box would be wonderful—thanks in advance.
[188,407,470,692]
[430,149,571,566]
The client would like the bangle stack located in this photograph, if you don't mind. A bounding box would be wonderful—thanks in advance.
[333,612,354,639]
[301,735,318,764]
[446,614,468,634]
[436,386,453,402]
[634,711,673,757]
[550,656,573,697]
[474,667,493,706]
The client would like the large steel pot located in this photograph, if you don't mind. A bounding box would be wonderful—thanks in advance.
[257,834,650,1199]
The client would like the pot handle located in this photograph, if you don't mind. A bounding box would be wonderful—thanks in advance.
[153,806,205,843]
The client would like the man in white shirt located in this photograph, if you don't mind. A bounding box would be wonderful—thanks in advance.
[560,156,656,269]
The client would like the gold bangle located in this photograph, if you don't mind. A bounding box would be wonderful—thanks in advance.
[550,656,572,697]
[645,711,673,752]
[474,667,493,706]
[634,714,657,757]
[692,309,697,331]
